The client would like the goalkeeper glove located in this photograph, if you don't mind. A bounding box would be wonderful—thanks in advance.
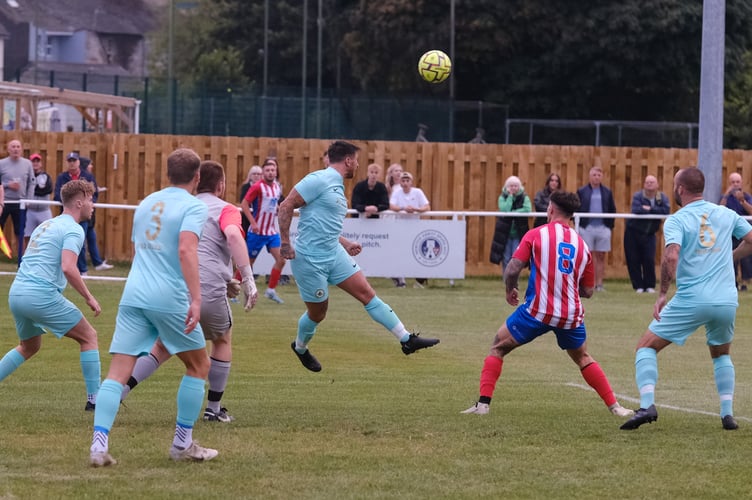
[238,264,258,312]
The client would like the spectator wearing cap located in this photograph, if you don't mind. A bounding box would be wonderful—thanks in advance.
[54,152,110,275]
[23,153,53,250]
[389,171,431,288]
[0,139,35,260]
[389,171,430,218]
[79,156,113,272]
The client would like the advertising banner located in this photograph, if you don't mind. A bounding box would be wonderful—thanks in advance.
[252,217,466,279]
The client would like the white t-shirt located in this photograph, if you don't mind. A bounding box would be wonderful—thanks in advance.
[390,187,430,219]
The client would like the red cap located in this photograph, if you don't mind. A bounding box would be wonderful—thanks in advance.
[30,153,42,161]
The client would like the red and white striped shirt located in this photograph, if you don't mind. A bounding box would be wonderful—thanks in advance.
[512,221,594,329]
[243,180,282,235]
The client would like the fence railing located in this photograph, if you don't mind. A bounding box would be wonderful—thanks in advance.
[3,194,677,280]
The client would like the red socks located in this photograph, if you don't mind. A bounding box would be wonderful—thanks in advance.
[479,355,503,400]
[269,267,281,289]
[581,361,616,407]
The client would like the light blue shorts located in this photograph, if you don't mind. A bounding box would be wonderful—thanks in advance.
[110,305,206,357]
[246,233,281,259]
[579,224,612,252]
[648,301,736,346]
[290,246,360,303]
[9,291,83,340]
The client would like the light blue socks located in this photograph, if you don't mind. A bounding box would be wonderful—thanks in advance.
[713,355,735,417]
[0,349,25,382]
[295,312,319,353]
[176,375,205,428]
[635,347,658,409]
[364,297,409,341]
[93,379,124,434]
[80,350,101,398]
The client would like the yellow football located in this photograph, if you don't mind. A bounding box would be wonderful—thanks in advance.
[418,50,452,84]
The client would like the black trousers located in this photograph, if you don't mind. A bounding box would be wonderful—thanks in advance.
[624,227,657,290]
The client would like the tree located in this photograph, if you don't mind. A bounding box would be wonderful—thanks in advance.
[148,0,752,130]
[725,51,752,149]
[146,1,248,91]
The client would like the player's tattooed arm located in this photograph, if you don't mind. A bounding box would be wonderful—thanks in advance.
[659,243,679,295]
[503,258,525,294]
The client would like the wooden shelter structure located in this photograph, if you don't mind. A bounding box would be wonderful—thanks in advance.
[0,81,139,133]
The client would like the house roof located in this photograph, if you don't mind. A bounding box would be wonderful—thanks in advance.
[0,0,156,35]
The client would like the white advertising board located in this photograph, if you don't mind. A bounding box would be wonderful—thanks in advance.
[252,217,466,279]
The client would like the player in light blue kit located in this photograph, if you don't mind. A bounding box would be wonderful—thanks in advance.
[278,140,439,372]
[89,148,216,467]
[0,180,101,410]
[621,168,752,431]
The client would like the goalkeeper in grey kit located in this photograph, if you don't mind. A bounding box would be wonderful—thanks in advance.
[120,160,258,424]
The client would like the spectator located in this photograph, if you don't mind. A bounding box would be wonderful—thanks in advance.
[385,163,404,198]
[385,163,406,287]
[351,163,389,218]
[54,152,111,275]
[389,172,429,216]
[0,139,35,260]
[239,165,262,234]
[577,166,616,291]
[415,123,429,142]
[390,171,431,288]
[79,156,113,272]
[624,175,670,293]
[720,172,752,291]
[490,176,531,269]
[468,127,487,144]
[23,153,53,251]
[533,173,562,227]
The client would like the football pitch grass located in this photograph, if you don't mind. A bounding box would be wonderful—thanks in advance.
[1,272,752,499]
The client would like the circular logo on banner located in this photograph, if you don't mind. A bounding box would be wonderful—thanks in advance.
[412,230,450,267]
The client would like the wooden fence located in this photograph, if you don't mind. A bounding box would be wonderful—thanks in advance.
[2,131,749,277]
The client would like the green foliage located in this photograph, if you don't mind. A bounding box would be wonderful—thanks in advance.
[193,48,250,91]
[146,0,752,127]
[146,0,248,92]
[1,273,752,498]
[725,51,752,150]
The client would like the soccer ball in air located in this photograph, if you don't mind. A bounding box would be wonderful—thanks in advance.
[418,50,452,84]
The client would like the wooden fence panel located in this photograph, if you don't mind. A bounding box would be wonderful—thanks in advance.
[6,131,752,278]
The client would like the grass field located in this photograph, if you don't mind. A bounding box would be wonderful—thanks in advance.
[1,268,752,499]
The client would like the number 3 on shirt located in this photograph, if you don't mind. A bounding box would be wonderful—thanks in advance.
[557,242,576,274]
[146,201,165,241]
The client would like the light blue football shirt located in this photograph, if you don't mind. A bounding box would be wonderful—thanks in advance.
[663,200,751,305]
[12,214,84,293]
[120,186,208,312]
[293,167,348,257]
